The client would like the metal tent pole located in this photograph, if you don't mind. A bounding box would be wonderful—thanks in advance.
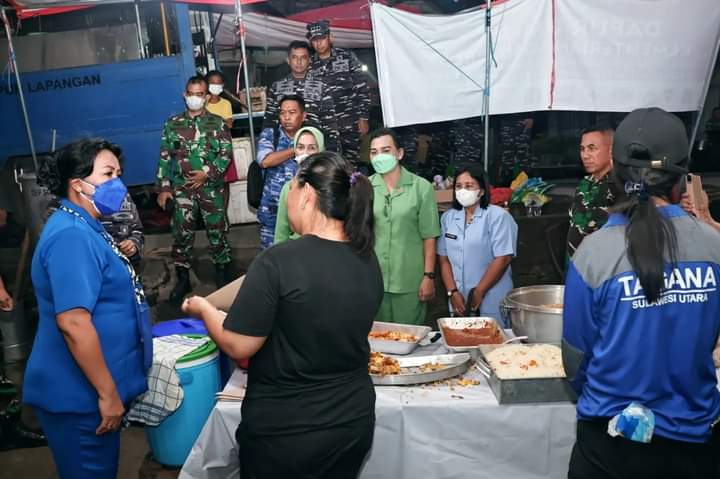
[235,0,256,158]
[688,25,720,164]
[483,0,492,173]
[1,8,38,173]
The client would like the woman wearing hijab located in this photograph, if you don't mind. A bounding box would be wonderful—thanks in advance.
[274,126,325,244]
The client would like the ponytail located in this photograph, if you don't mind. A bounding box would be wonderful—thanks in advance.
[296,152,376,255]
[344,173,375,255]
[614,157,681,303]
[623,197,678,302]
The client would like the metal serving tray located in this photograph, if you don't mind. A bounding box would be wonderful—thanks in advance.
[474,345,576,404]
[437,317,507,353]
[368,321,431,355]
[371,353,472,386]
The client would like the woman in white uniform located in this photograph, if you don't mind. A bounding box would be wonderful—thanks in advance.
[437,165,518,324]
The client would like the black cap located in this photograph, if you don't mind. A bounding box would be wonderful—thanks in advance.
[612,107,688,174]
[306,20,330,40]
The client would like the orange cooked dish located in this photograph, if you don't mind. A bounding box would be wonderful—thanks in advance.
[368,352,401,375]
[368,330,418,342]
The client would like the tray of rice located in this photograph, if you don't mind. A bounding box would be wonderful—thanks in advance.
[474,344,577,404]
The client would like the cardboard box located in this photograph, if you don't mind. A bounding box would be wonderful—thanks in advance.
[206,275,245,312]
[435,189,454,204]
[227,181,257,225]
[232,137,253,181]
[239,87,267,113]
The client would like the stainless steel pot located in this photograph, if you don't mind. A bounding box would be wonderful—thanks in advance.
[501,285,564,344]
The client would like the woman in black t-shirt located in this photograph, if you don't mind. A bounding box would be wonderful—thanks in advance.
[183,152,383,478]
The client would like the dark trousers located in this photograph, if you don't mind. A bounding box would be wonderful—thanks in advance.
[237,415,374,479]
[568,419,720,479]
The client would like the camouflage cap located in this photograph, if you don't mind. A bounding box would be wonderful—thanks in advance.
[306,20,331,40]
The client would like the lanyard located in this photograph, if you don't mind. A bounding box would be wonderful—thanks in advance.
[57,203,146,306]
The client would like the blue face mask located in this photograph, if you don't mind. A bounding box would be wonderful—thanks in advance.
[82,177,128,215]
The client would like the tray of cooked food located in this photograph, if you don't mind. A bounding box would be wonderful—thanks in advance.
[474,344,577,404]
[369,352,472,386]
[368,321,431,355]
[437,317,508,353]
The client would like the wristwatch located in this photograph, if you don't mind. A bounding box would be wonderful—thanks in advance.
[423,272,436,280]
[447,288,458,298]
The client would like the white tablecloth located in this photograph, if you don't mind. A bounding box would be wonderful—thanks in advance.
[179,343,577,479]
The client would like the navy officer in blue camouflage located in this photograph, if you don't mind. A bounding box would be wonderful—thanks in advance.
[256,94,307,249]
[307,20,370,169]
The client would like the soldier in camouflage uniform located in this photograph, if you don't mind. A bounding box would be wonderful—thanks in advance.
[307,20,370,168]
[156,75,233,303]
[256,95,306,249]
[264,40,339,152]
[497,114,534,186]
[566,124,619,261]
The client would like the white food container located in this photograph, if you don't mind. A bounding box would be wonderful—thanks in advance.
[368,321,431,355]
[437,317,506,353]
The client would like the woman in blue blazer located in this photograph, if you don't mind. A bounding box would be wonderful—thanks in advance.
[23,138,152,478]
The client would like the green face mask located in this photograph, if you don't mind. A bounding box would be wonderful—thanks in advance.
[371,153,398,175]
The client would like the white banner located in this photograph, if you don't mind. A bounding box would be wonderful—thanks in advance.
[372,1,720,126]
[370,1,554,127]
[553,0,720,112]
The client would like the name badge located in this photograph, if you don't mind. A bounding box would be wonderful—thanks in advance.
[304,80,323,102]
[445,233,458,240]
[277,80,295,96]
[332,59,349,73]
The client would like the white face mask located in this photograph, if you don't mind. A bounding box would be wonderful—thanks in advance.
[295,153,309,164]
[208,84,224,96]
[185,95,206,111]
[455,188,480,208]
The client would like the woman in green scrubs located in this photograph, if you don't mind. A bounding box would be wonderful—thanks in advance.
[368,128,440,325]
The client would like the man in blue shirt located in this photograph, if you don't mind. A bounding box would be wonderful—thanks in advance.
[256,94,307,249]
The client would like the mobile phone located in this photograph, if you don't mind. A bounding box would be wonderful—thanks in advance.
[686,173,707,211]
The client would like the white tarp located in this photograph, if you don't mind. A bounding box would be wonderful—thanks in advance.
[371,1,720,127]
[215,12,374,49]
[371,0,553,127]
[553,0,720,112]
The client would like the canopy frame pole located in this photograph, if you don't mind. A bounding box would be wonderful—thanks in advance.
[688,25,720,164]
[134,2,145,59]
[483,0,492,173]
[235,0,256,160]
[1,8,38,173]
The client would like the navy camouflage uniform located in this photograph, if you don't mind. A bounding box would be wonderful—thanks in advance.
[156,111,233,268]
[310,47,370,166]
[497,114,534,186]
[99,194,144,267]
[264,73,340,152]
[256,126,296,249]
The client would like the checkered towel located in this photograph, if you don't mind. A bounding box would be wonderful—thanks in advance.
[126,335,210,426]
